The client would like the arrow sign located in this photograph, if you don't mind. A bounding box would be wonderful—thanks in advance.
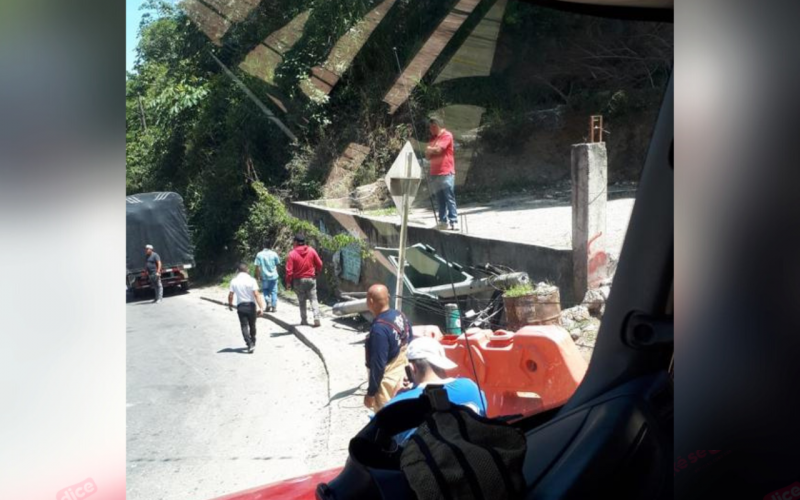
[384,141,422,213]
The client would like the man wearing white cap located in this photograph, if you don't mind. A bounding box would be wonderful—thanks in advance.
[144,245,163,303]
[385,336,486,437]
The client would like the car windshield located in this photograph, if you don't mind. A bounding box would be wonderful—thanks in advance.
[126,0,671,495]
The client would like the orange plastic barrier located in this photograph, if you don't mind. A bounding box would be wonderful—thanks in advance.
[438,326,588,419]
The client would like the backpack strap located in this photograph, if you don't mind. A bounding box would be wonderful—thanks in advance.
[373,312,411,344]
[424,384,451,411]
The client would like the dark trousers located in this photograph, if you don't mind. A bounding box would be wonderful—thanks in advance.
[237,302,257,347]
[149,274,163,301]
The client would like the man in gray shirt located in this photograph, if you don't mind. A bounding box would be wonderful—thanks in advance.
[145,244,163,303]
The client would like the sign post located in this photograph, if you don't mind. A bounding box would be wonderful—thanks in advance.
[385,141,422,311]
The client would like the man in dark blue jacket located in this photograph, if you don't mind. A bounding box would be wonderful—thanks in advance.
[363,284,411,412]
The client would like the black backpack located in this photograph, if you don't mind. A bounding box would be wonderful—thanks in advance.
[316,385,527,500]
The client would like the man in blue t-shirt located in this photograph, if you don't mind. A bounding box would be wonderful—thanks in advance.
[254,242,281,312]
[364,284,411,412]
[385,336,487,444]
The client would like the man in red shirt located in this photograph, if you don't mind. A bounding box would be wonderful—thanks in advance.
[285,233,323,327]
[425,116,459,231]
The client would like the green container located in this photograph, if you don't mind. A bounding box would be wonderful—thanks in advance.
[445,303,462,336]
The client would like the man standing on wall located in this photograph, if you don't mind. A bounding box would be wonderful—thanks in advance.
[425,116,459,231]
[255,241,281,312]
[144,244,163,303]
[285,233,323,327]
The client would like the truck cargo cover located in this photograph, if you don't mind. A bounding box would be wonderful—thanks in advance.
[127,192,195,274]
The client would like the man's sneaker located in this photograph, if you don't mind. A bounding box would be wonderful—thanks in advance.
[449,222,459,231]
[300,320,309,326]
[313,319,321,328]
[436,221,448,230]
[247,345,254,353]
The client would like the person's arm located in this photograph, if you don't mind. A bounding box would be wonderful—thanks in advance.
[254,257,262,281]
[156,255,162,275]
[254,290,265,314]
[392,374,411,398]
[313,248,323,273]
[427,134,447,156]
[227,291,234,311]
[285,254,294,288]
[365,329,389,405]
[426,144,444,155]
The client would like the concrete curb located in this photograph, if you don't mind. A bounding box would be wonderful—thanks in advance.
[199,296,332,397]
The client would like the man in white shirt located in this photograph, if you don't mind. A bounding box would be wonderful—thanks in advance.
[227,263,266,353]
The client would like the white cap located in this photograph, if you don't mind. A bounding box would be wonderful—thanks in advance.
[407,337,457,371]
[145,244,154,250]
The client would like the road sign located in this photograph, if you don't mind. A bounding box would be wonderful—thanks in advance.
[384,141,422,213]
[384,141,422,310]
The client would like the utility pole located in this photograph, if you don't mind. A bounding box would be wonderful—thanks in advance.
[394,151,413,311]
[384,141,422,311]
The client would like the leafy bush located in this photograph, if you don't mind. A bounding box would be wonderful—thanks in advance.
[234,181,368,287]
[503,283,535,298]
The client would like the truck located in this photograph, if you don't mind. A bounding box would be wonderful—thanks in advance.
[126,192,195,299]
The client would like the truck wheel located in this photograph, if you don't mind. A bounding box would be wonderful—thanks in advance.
[181,282,190,293]
[132,288,143,299]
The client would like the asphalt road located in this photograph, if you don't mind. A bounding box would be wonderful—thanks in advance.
[126,291,328,500]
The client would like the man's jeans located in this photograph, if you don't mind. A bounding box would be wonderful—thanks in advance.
[293,278,320,323]
[149,274,163,301]
[262,278,278,309]
[237,302,257,347]
[429,174,458,224]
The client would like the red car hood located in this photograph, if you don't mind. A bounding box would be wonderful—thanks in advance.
[209,468,342,500]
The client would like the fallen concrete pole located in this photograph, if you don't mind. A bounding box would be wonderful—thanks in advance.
[333,297,369,316]
[332,272,530,317]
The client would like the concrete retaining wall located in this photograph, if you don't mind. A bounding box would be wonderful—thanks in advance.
[290,201,577,306]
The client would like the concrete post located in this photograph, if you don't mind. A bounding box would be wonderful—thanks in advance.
[572,142,608,302]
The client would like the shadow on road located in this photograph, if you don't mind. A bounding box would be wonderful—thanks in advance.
[269,331,293,338]
[217,347,250,354]
[126,289,190,304]
[331,316,367,331]
[330,384,364,403]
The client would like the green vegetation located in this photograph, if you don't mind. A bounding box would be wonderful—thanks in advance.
[503,283,535,298]
[220,268,248,290]
[235,181,366,288]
